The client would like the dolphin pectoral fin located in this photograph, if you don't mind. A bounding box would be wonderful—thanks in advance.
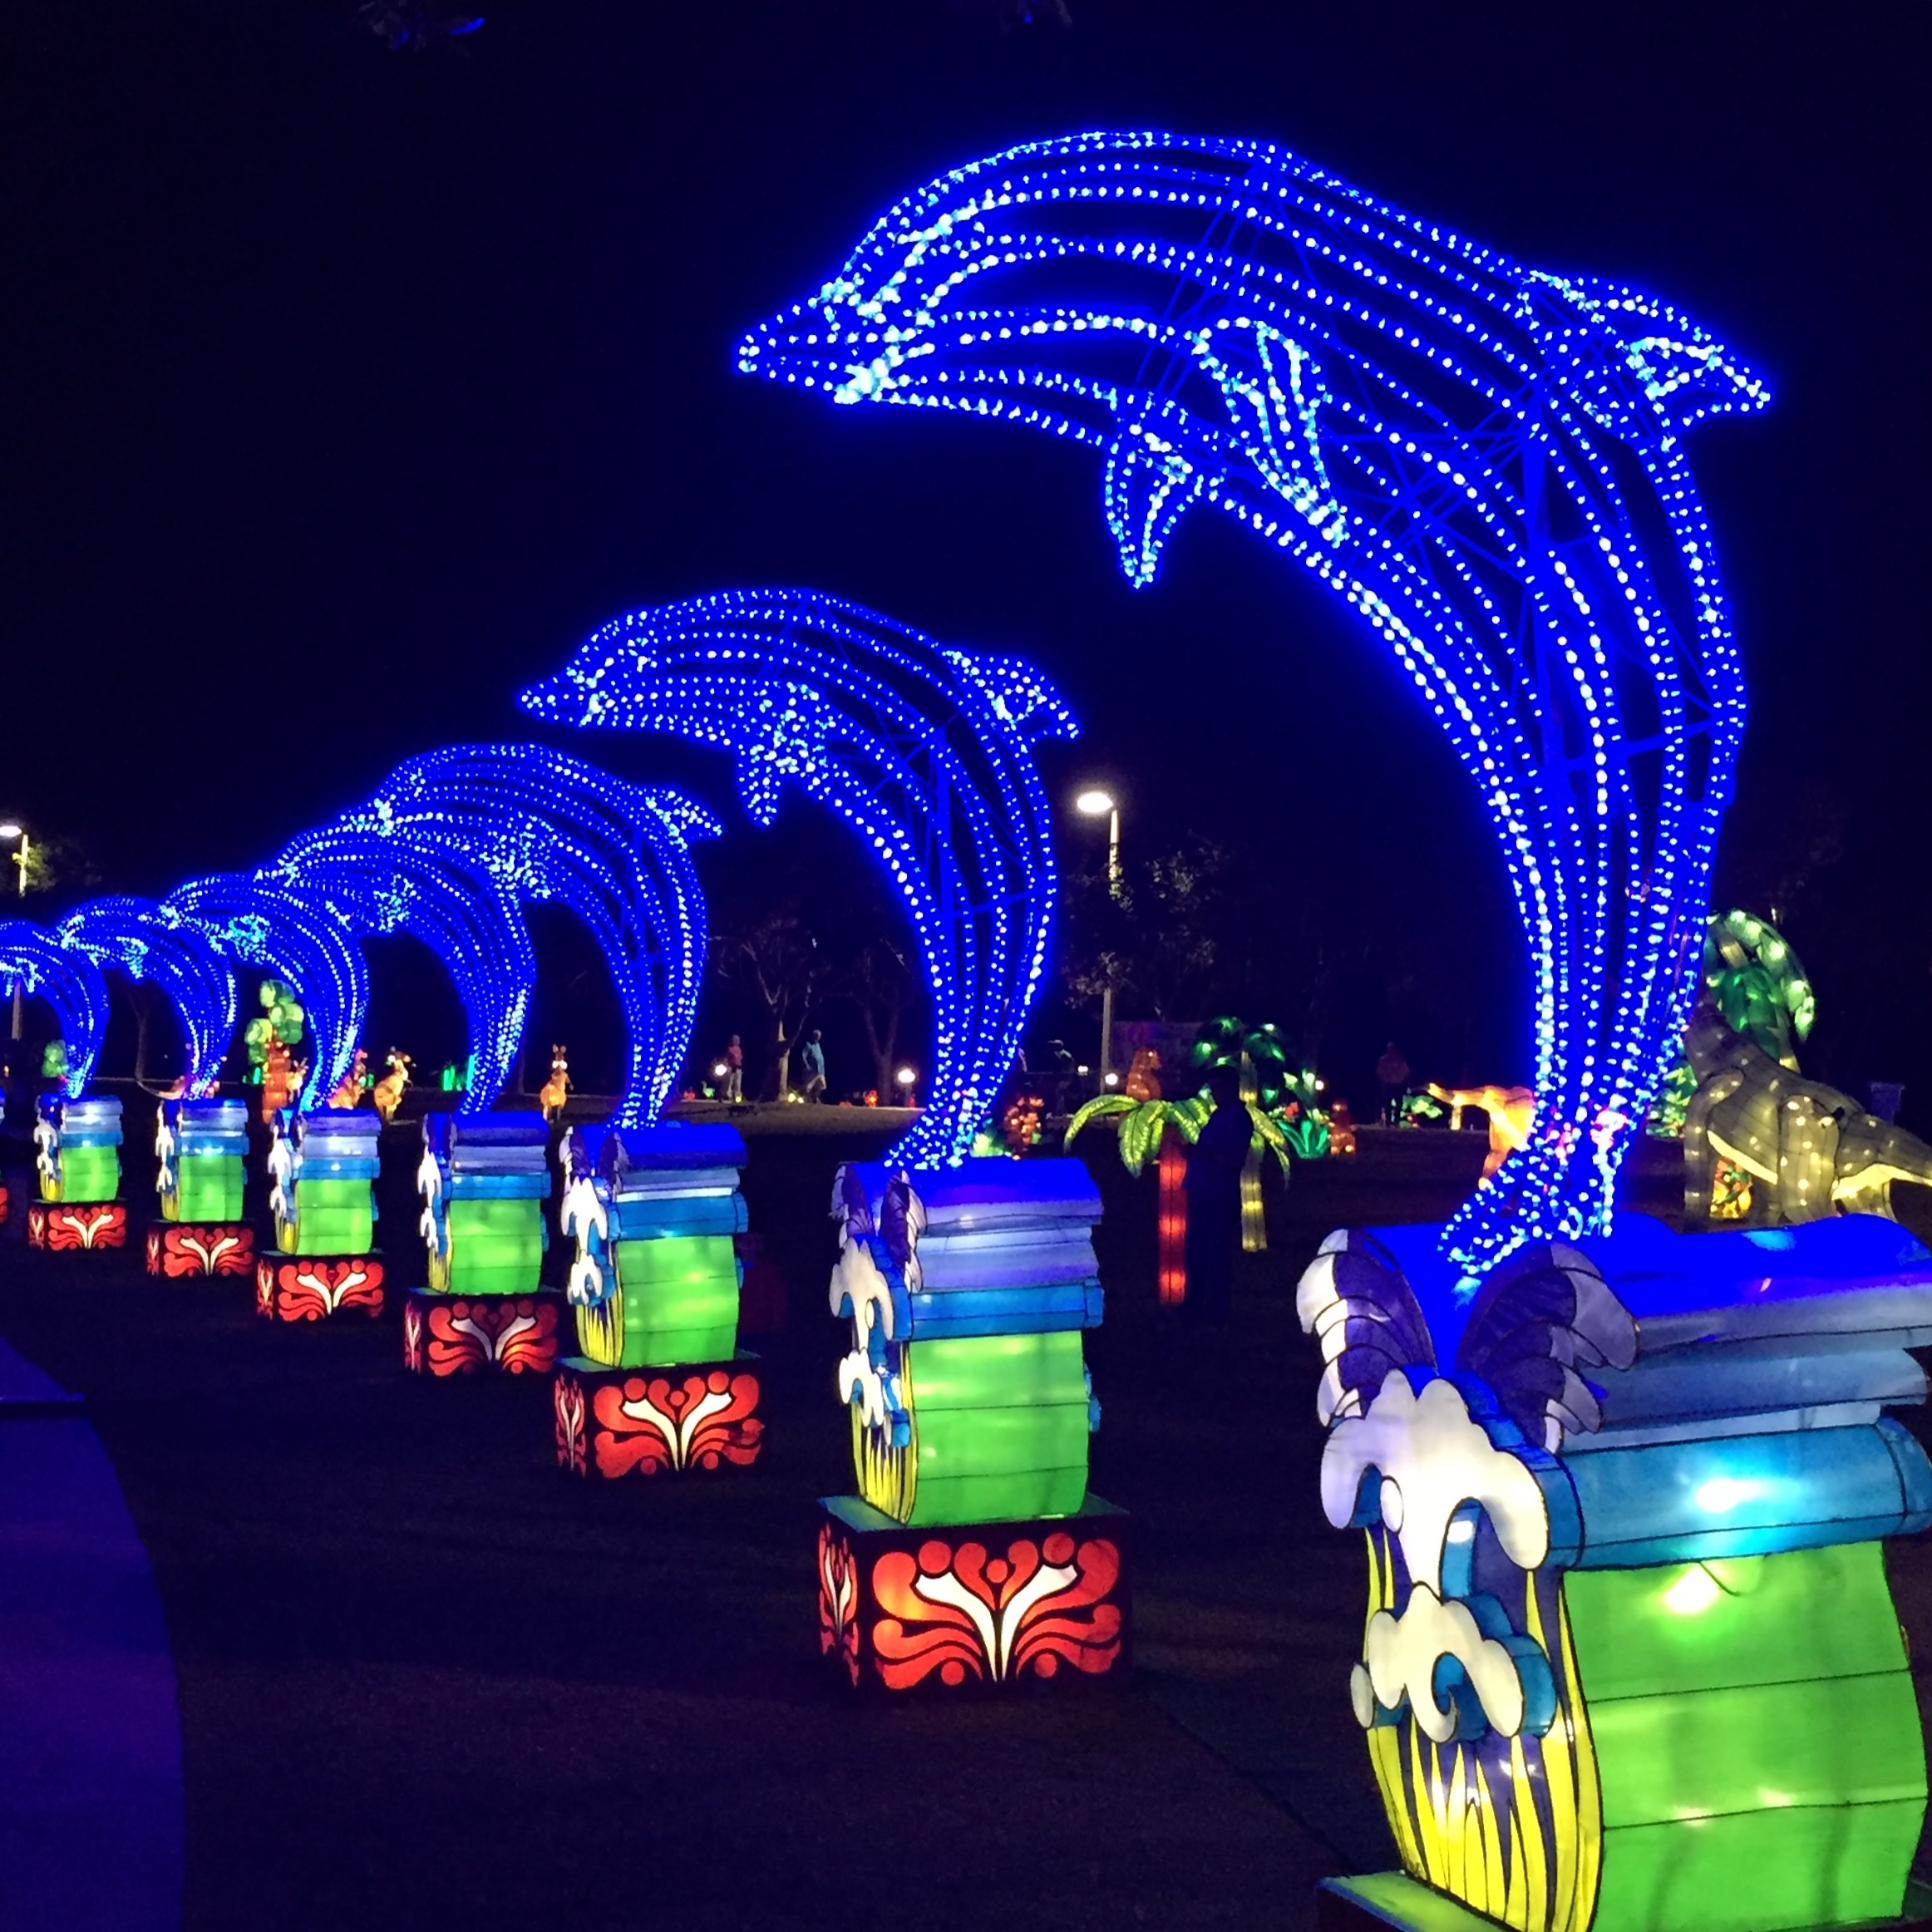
[1519,272,1772,442]
[1102,400,1215,588]
[1189,319,1347,545]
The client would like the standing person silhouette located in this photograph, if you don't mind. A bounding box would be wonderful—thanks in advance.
[722,1034,744,1104]
[799,1028,826,1103]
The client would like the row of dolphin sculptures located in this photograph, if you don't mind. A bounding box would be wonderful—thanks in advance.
[1,124,1830,1271]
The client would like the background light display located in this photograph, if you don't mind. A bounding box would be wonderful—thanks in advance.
[352,743,718,1126]
[739,131,1767,1274]
[0,919,110,1097]
[61,897,240,1099]
[520,589,1077,1167]
[162,876,370,1112]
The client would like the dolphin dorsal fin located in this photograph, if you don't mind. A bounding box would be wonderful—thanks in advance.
[1102,396,1220,588]
[1189,319,1347,546]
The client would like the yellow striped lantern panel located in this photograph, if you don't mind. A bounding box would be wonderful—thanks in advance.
[1299,1215,1932,1932]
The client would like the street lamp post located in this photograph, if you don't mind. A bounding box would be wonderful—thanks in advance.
[1074,789,1121,1086]
[0,822,23,1044]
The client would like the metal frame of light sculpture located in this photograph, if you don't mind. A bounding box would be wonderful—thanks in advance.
[267,826,536,1116]
[0,919,109,1097]
[352,744,718,1127]
[60,897,240,1100]
[520,588,1079,1168]
[737,131,1770,1274]
[162,876,370,1112]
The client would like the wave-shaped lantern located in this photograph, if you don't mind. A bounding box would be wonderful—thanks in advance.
[1297,1214,1932,1932]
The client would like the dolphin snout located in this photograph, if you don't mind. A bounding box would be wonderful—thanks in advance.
[515,669,579,721]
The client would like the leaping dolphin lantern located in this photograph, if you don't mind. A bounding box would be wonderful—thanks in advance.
[737,129,1770,1280]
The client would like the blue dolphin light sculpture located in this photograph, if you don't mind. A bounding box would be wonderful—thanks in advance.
[353,744,719,1127]
[737,130,1770,1275]
[0,920,110,1097]
[162,876,370,1112]
[61,897,240,1098]
[519,588,1078,1170]
[267,826,537,1116]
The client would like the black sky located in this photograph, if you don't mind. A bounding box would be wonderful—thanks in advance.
[3,2,1928,1099]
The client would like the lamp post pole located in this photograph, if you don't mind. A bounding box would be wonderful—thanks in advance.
[0,823,24,1045]
[1074,791,1123,1088]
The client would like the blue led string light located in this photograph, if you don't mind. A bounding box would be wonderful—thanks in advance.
[162,876,370,1111]
[737,131,1767,1272]
[0,920,109,1097]
[60,897,240,1098]
[349,744,719,1126]
[268,826,536,1116]
[520,588,1079,1168]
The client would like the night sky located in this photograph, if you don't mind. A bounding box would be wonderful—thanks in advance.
[5,3,1928,1109]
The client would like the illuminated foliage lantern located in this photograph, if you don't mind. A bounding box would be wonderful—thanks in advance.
[0,919,109,1097]
[352,744,718,1128]
[739,131,1769,1277]
[1297,1215,1932,1932]
[163,876,369,1113]
[269,822,537,1117]
[61,897,239,1099]
[520,589,1078,1168]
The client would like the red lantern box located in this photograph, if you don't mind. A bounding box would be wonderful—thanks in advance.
[815,1493,1131,1695]
[254,1254,386,1322]
[145,1221,256,1279]
[551,1356,764,1478]
[27,1201,128,1251]
[403,1290,564,1378]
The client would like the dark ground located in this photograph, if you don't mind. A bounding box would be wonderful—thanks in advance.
[3,1114,1931,1931]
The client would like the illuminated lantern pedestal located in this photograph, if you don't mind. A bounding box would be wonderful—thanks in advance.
[404,1112,561,1377]
[1299,1214,1932,1932]
[552,1121,763,1477]
[27,1095,127,1251]
[256,1107,385,1321]
[820,1157,1126,1693]
[148,1097,254,1278]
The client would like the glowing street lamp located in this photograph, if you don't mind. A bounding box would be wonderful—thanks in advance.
[1073,789,1121,1082]
[895,1064,918,1103]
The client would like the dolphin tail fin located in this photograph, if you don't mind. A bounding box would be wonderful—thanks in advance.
[1188,319,1348,546]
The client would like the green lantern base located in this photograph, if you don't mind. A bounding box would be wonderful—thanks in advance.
[1314,1874,1932,1932]
[815,1492,1130,1694]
